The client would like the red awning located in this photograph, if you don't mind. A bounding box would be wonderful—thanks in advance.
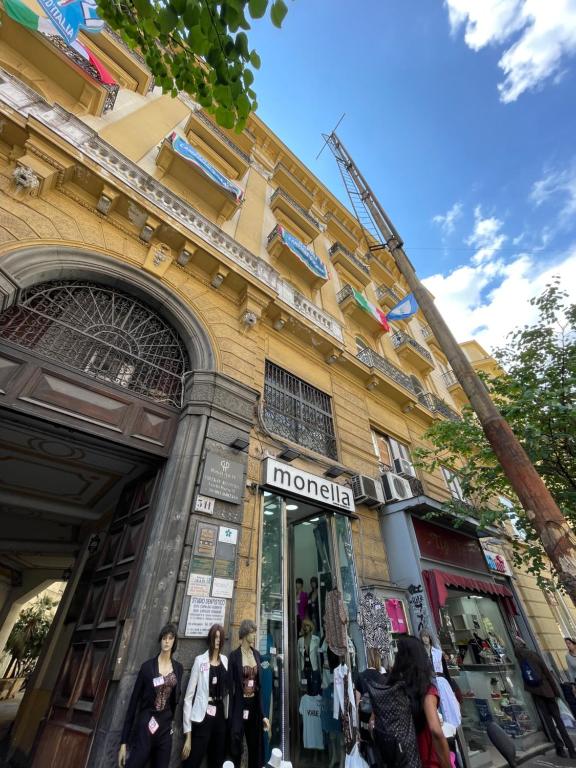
[423,568,517,629]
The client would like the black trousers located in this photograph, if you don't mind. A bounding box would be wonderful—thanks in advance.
[126,708,173,768]
[534,695,575,753]
[184,701,226,768]
[233,696,262,768]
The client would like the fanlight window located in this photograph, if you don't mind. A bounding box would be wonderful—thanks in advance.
[0,281,190,406]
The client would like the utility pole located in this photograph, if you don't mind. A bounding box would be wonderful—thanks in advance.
[325,132,576,605]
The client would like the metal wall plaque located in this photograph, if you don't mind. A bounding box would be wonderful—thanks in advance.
[199,452,245,504]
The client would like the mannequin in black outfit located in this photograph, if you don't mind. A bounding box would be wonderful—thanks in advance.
[119,623,183,768]
[228,619,270,768]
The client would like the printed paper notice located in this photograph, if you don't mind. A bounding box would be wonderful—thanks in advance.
[212,577,234,599]
[218,526,238,545]
[185,597,226,637]
[187,573,212,597]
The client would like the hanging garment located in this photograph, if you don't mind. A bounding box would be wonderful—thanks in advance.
[430,647,461,728]
[357,592,392,657]
[333,664,357,727]
[299,694,324,749]
[384,598,408,634]
[342,669,356,753]
[325,589,348,657]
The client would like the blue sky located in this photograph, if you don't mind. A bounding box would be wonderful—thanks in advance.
[248,0,576,351]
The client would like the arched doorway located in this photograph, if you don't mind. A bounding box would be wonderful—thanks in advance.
[0,266,208,767]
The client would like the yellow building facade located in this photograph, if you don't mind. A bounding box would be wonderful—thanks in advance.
[0,10,566,768]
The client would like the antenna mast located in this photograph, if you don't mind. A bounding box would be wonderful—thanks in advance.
[324,131,576,604]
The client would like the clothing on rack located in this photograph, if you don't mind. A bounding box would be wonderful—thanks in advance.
[357,591,392,657]
[430,646,461,727]
[333,664,357,727]
[325,589,348,657]
[299,694,324,749]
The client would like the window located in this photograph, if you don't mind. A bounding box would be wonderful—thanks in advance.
[371,430,412,470]
[263,361,337,459]
[355,336,370,354]
[441,466,466,501]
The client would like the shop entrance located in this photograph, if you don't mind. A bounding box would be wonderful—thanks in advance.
[259,493,363,768]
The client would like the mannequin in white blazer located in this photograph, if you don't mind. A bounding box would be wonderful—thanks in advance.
[182,624,229,768]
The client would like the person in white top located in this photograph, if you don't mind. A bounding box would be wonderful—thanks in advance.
[182,623,229,768]
[420,631,461,728]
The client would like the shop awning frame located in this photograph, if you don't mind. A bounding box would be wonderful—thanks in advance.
[423,567,517,629]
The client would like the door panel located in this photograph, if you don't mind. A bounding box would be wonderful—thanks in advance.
[32,472,158,768]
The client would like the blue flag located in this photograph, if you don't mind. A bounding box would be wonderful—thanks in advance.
[37,0,104,43]
[386,293,419,321]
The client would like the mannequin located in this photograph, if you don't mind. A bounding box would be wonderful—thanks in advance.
[118,623,183,768]
[182,623,228,768]
[298,618,321,693]
[308,577,320,632]
[420,630,461,728]
[228,619,270,768]
[296,578,308,634]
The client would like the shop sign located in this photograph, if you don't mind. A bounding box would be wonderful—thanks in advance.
[185,596,226,637]
[200,453,245,504]
[261,458,354,513]
[413,517,489,573]
[483,549,511,576]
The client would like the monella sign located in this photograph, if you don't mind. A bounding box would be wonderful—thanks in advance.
[261,458,354,513]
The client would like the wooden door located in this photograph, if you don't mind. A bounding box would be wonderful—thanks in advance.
[32,473,158,768]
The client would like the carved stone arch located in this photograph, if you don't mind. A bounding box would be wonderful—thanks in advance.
[0,243,216,372]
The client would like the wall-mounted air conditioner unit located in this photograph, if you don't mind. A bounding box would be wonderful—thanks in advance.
[349,475,385,506]
[381,472,412,502]
[394,457,417,478]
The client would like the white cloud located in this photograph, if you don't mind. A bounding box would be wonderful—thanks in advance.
[466,206,507,264]
[445,0,576,102]
[531,161,576,224]
[432,202,463,236]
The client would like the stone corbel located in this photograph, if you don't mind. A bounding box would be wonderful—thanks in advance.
[325,347,344,365]
[11,163,40,198]
[239,284,271,329]
[96,184,120,216]
[177,242,197,267]
[139,214,161,243]
[365,375,379,392]
[210,263,230,288]
[143,241,173,277]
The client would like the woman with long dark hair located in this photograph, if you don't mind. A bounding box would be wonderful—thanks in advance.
[387,636,451,768]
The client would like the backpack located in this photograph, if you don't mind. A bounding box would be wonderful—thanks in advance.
[365,679,422,768]
[520,657,542,687]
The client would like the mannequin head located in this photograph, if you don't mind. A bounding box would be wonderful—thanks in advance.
[310,577,318,593]
[208,623,225,658]
[419,630,432,649]
[296,578,303,594]
[301,618,314,637]
[158,623,178,656]
[239,619,257,647]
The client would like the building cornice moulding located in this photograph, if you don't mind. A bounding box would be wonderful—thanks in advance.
[0,68,344,345]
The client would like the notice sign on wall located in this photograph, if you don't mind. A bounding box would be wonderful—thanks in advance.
[200,453,245,504]
[185,596,226,637]
[187,573,212,597]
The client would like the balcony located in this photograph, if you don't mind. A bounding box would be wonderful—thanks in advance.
[267,224,328,288]
[418,391,461,421]
[420,324,442,353]
[270,188,321,242]
[272,163,314,210]
[156,134,243,221]
[325,212,359,252]
[185,110,251,180]
[442,369,461,390]
[329,242,370,287]
[354,346,420,405]
[0,12,118,116]
[392,330,434,373]
[376,284,402,311]
[337,285,387,337]
[94,25,153,94]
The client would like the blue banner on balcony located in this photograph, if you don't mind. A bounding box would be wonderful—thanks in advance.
[169,133,244,204]
[277,226,328,280]
[36,0,104,43]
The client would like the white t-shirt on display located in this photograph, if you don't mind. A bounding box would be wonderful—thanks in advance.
[299,694,324,749]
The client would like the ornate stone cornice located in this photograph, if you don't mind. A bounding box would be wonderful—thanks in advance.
[0,68,344,345]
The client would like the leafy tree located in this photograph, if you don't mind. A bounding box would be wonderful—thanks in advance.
[415,279,575,585]
[96,0,290,131]
[4,596,56,679]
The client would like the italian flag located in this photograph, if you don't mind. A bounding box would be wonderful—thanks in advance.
[352,287,390,332]
[3,0,116,85]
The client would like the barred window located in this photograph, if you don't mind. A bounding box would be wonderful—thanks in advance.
[263,361,337,459]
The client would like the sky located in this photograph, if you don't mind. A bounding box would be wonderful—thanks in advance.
[247,0,576,353]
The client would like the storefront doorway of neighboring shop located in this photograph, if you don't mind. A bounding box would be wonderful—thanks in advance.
[258,493,363,768]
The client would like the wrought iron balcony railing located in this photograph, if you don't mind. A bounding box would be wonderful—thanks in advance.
[421,325,433,340]
[329,242,370,276]
[375,285,401,304]
[270,188,321,231]
[418,391,461,421]
[392,330,433,364]
[442,370,459,388]
[336,283,354,304]
[356,346,416,394]
[47,35,119,112]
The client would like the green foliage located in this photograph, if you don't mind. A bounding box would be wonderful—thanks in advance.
[96,0,292,131]
[415,279,576,586]
[4,595,56,678]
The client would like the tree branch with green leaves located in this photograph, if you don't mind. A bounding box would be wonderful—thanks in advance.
[96,0,290,130]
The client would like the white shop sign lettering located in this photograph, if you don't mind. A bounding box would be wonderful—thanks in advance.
[262,458,354,513]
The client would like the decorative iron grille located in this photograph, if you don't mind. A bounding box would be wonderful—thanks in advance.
[0,281,190,406]
[263,361,337,459]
